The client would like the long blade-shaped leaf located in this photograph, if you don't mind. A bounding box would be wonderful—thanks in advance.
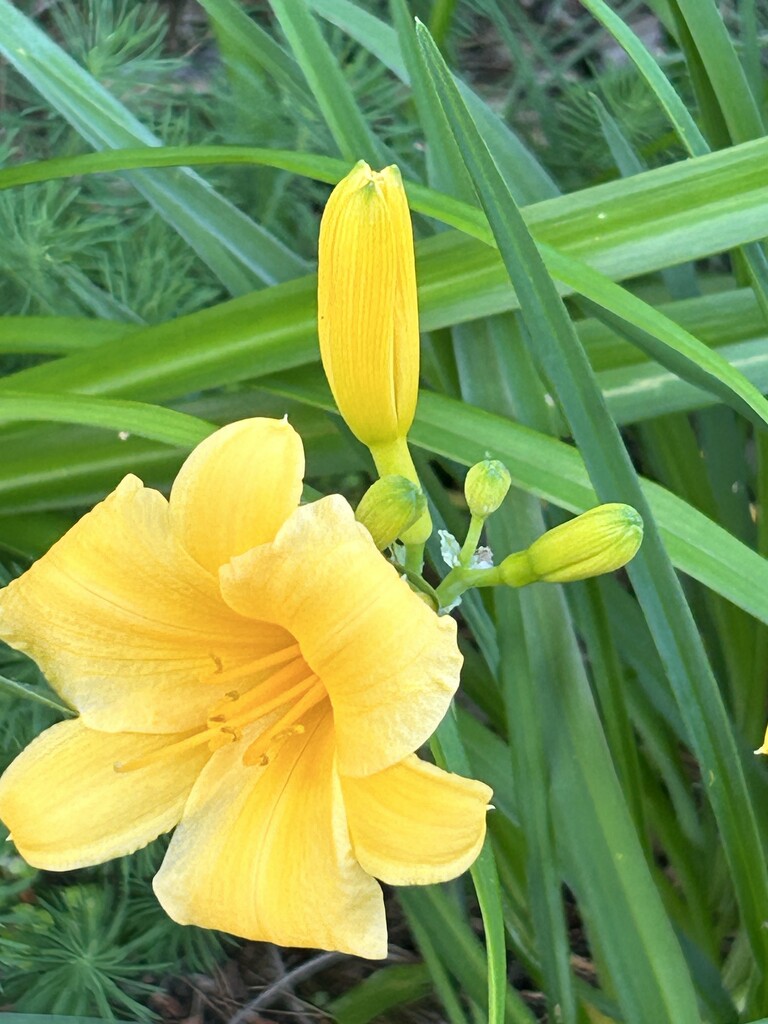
[415,18,768,993]
[0,0,308,292]
[267,0,392,167]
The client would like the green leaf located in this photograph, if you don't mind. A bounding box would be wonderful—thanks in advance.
[669,0,764,143]
[414,17,768,994]
[328,964,432,1024]
[433,710,508,1024]
[267,0,392,167]
[543,245,768,431]
[4,136,768,301]
[0,674,74,716]
[0,317,132,355]
[0,510,71,558]
[578,0,708,157]
[198,0,314,109]
[308,0,559,202]
[0,0,308,292]
[0,392,213,447]
[399,886,536,1024]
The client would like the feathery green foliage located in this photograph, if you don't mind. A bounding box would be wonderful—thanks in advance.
[2,1,768,1021]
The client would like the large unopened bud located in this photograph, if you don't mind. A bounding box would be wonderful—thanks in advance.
[318,160,419,450]
[499,504,643,586]
[355,475,427,550]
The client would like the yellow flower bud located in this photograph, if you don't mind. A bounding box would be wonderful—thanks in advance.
[499,503,643,586]
[317,160,419,449]
[355,475,427,550]
[464,460,512,518]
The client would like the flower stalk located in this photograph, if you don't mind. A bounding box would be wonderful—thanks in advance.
[318,161,432,549]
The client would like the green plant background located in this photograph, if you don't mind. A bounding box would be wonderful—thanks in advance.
[2,1,768,1022]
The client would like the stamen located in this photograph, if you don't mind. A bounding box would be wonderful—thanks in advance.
[116,647,327,776]
[202,643,301,686]
[206,658,314,726]
[242,680,326,766]
[114,729,209,773]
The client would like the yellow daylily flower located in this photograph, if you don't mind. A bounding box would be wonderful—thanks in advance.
[0,418,491,959]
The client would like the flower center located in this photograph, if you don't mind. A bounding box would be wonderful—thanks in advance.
[114,642,328,773]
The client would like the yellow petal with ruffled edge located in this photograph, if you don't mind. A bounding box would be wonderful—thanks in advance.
[153,707,386,959]
[341,754,492,885]
[0,475,291,734]
[170,417,305,574]
[0,719,209,870]
[219,496,461,777]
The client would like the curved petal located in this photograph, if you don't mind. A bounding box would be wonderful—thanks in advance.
[220,496,462,777]
[154,708,387,959]
[0,475,291,733]
[0,719,209,870]
[170,418,305,574]
[341,754,492,885]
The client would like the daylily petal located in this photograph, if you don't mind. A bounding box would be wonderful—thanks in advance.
[0,475,290,733]
[154,708,387,959]
[170,418,305,574]
[220,496,461,777]
[341,754,492,885]
[0,719,209,870]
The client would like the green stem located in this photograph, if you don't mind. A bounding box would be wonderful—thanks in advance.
[435,565,502,609]
[458,514,484,567]
[370,436,432,544]
[404,542,425,575]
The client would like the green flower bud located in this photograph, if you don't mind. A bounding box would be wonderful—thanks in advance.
[499,503,643,586]
[464,460,512,518]
[355,475,428,550]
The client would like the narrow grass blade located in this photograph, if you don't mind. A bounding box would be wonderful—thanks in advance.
[0,392,213,447]
[0,675,74,716]
[4,138,768,295]
[669,0,764,143]
[267,0,391,167]
[328,964,432,1024]
[198,0,314,108]
[0,0,308,292]
[415,17,768,991]
[399,900,472,1024]
[0,318,132,355]
[577,0,707,156]
[399,886,536,1024]
[390,0,474,200]
[308,0,559,201]
[433,709,508,1024]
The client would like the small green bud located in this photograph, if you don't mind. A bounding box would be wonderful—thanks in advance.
[499,503,643,586]
[355,475,428,550]
[464,460,512,518]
